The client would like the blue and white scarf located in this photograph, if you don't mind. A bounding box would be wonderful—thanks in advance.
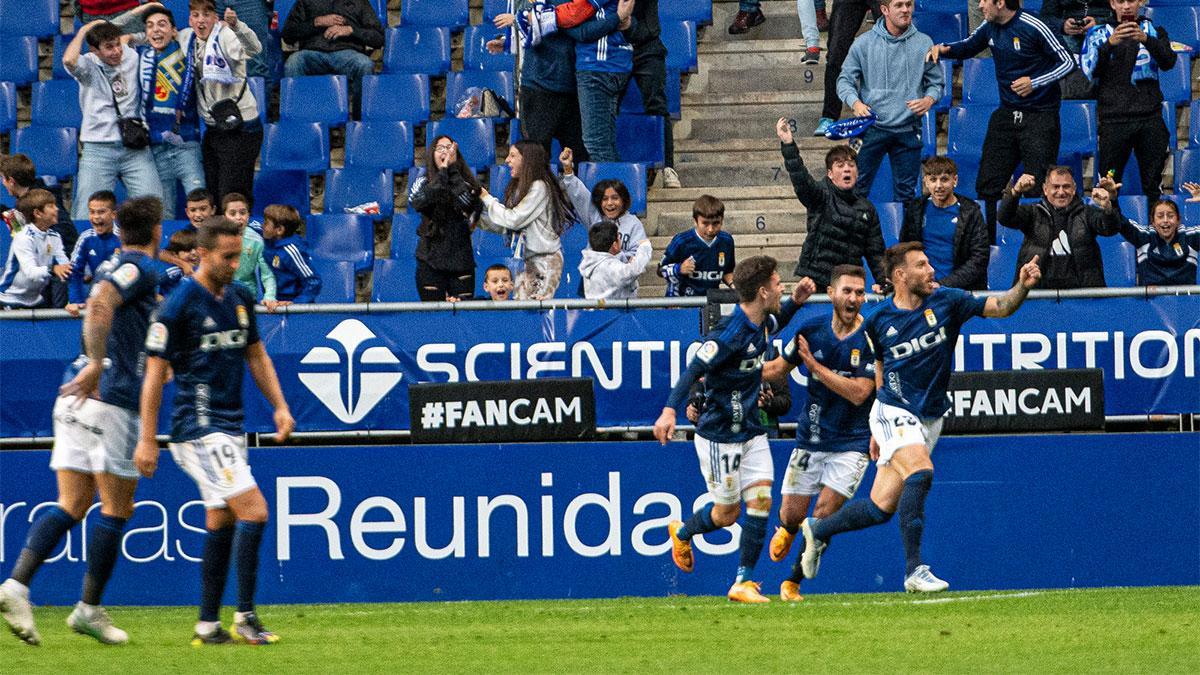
[1081,19,1160,85]
[138,35,196,143]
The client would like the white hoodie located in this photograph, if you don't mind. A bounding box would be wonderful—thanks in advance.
[480,180,562,257]
[0,224,68,307]
[579,239,652,300]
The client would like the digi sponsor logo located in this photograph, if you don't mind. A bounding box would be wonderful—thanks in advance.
[299,319,403,424]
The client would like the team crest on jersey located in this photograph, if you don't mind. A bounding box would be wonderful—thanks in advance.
[718,252,725,267]
[273,255,280,268]
[1012,36,1021,51]
[1174,243,1183,256]
[236,305,249,328]
[924,308,937,327]
[111,263,140,289]
[850,349,860,367]
[222,467,234,484]
[145,322,167,351]
[696,340,720,364]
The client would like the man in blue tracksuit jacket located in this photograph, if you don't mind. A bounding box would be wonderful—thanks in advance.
[931,0,1074,238]
[563,0,635,162]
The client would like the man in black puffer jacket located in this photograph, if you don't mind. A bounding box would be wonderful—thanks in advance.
[776,118,885,289]
[899,156,991,290]
[999,167,1122,289]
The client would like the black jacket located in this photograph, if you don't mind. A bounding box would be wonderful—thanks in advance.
[1087,20,1175,122]
[899,194,990,290]
[1040,0,1113,34]
[782,142,885,287]
[621,0,666,58]
[998,193,1122,289]
[410,167,481,274]
[282,0,385,54]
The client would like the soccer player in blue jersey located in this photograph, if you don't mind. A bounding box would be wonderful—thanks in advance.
[0,197,163,645]
[799,241,1041,592]
[134,216,294,645]
[760,264,876,602]
[658,195,736,297]
[654,256,816,603]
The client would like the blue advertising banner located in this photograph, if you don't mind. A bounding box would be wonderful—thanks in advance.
[2,295,1199,438]
[0,434,1196,605]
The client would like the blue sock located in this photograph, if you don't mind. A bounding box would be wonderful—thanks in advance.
[898,470,934,576]
[81,514,127,606]
[233,521,265,613]
[812,499,893,542]
[675,506,718,541]
[199,526,235,622]
[11,505,78,586]
[734,514,769,584]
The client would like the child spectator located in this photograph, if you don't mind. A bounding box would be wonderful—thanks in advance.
[159,228,199,297]
[0,190,71,309]
[1,154,79,254]
[222,192,278,308]
[482,263,515,301]
[1118,198,1200,286]
[559,147,650,263]
[409,135,482,302]
[261,204,322,305]
[65,190,123,315]
[899,156,990,290]
[659,195,735,297]
[579,219,652,300]
[479,141,577,300]
[184,188,216,231]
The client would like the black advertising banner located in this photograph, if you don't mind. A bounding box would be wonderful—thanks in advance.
[944,368,1105,433]
[409,378,596,443]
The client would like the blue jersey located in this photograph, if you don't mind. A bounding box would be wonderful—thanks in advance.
[1119,220,1200,287]
[158,264,185,297]
[145,278,260,441]
[67,228,121,304]
[659,229,736,297]
[783,313,875,453]
[667,299,801,442]
[264,234,322,303]
[863,287,987,419]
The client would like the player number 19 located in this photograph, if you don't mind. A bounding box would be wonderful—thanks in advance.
[210,444,237,468]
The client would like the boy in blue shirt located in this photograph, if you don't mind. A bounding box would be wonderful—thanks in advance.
[66,190,122,316]
[261,204,322,305]
[659,195,736,297]
[159,228,198,297]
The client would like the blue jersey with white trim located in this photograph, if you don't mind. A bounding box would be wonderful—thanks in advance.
[783,313,875,453]
[145,278,260,441]
[659,229,736,297]
[863,287,987,419]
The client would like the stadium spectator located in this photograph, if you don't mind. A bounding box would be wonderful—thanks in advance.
[479,141,577,300]
[1082,0,1176,204]
[116,3,207,221]
[931,0,1074,238]
[64,20,163,222]
[999,169,1122,289]
[1042,0,1112,53]
[220,0,282,89]
[186,2,263,204]
[221,192,278,307]
[579,219,652,300]
[408,136,482,303]
[159,228,199,296]
[282,0,384,120]
[730,0,822,67]
[565,0,636,162]
[899,156,990,290]
[659,195,735,297]
[621,0,678,187]
[65,191,123,316]
[0,155,79,255]
[815,0,881,136]
[184,188,216,230]
[776,118,885,289]
[261,204,322,306]
[836,0,943,202]
[482,263,515,301]
[1117,196,1200,286]
[0,190,71,310]
[560,147,649,263]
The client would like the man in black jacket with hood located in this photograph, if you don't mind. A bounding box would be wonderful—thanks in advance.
[900,156,990,290]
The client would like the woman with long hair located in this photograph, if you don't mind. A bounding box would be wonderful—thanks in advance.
[409,135,482,301]
[479,141,577,300]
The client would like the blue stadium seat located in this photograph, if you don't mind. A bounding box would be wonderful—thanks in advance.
[482,0,513,22]
[390,212,419,259]
[620,69,682,119]
[661,21,698,73]
[1158,52,1192,105]
[159,219,192,247]
[248,76,267,124]
[12,127,79,179]
[324,168,394,216]
[921,111,937,158]
[52,35,81,80]
[383,26,451,74]
[0,36,39,85]
[426,118,496,169]
[1059,101,1097,159]
[558,222,588,297]
[1146,5,1200,52]
[275,0,298,29]
[1161,100,1178,150]
[344,120,415,172]
[31,81,82,129]
[404,166,426,212]
[0,220,11,267]
[877,202,903,247]
[463,25,516,72]
[995,224,1024,247]
[280,75,350,127]
[371,258,419,302]
[487,164,512,200]
[576,162,648,216]
[507,124,563,159]
[962,58,999,106]
[253,170,310,216]
[1175,148,1199,192]
[988,244,1019,290]
[157,0,190,26]
[918,12,965,45]
[1099,238,1137,287]
[947,153,981,199]
[868,155,894,204]
[473,225,513,258]
[0,82,15,132]
[616,114,664,168]
[660,0,713,25]
[444,71,514,116]
[309,258,357,303]
[306,214,376,271]
[1190,99,1200,148]
[261,122,330,173]
[934,60,953,113]
[362,74,430,123]
[400,0,469,28]
[1117,195,1149,226]
[1,0,59,38]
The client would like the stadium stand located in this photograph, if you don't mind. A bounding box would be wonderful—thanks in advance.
[400,0,469,29]
[344,120,415,172]
[659,0,713,25]
[877,202,903,247]
[443,71,515,116]
[616,115,664,169]
[383,26,452,75]
[987,243,1020,291]
[324,167,395,216]
[1,0,59,39]
[12,126,78,179]
[463,25,516,72]
[0,36,39,85]
[253,169,310,217]
[1099,239,1138,288]
[280,76,351,127]
[917,11,965,46]
[425,118,496,170]
[30,80,82,129]
[260,122,331,173]
[0,82,15,133]
[961,58,999,107]
[389,212,420,259]
[361,74,431,123]
[576,162,649,216]
[1159,53,1193,106]
[404,167,427,213]
[248,77,268,124]
[1058,101,1098,160]
[1175,148,1198,193]
[1147,5,1200,52]
[306,213,376,271]
[620,71,682,119]
[310,258,357,303]
[371,257,420,302]
[661,21,699,73]
[487,164,512,201]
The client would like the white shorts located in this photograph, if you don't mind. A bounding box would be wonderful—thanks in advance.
[169,432,257,508]
[693,433,774,505]
[781,448,870,498]
[50,397,139,479]
[869,400,943,468]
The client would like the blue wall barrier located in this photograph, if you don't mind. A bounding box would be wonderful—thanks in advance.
[2,295,1200,437]
[0,433,1196,605]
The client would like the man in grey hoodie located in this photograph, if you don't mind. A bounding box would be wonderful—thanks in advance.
[836,0,943,202]
[580,220,652,300]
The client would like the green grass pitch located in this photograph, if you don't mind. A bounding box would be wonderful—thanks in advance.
[2,586,1196,672]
